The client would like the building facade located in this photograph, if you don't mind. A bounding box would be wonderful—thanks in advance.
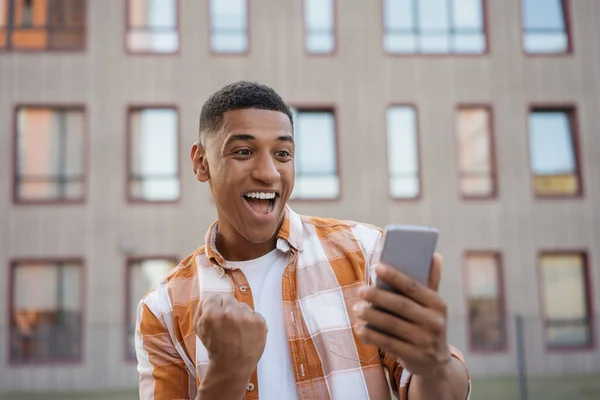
[1,0,599,392]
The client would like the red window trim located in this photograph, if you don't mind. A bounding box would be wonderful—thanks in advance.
[385,103,423,202]
[8,257,86,366]
[380,0,490,57]
[287,104,342,203]
[537,250,595,352]
[0,0,88,53]
[12,103,89,206]
[462,251,508,353]
[124,0,181,56]
[455,104,498,201]
[125,104,182,205]
[301,0,338,57]
[526,104,584,199]
[207,0,250,56]
[520,0,573,56]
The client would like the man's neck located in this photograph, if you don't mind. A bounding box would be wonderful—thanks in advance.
[215,229,278,262]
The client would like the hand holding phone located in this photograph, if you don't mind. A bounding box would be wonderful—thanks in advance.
[375,224,439,294]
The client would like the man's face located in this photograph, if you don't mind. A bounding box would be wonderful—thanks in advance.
[193,108,295,245]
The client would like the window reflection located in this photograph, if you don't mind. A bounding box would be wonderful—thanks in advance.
[11,262,82,363]
[387,106,420,199]
[522,0,569,53]
[127,0,178,53]
[528,109,580,196]
[210,0,247,53]
[16,107,85,202]
[128,108,180,202]
[540,254,591,348]
[289,108,339,200]
[304,0,335,54]
[456,107,495,197]
[465,254,506,351]
[383,0,486,54]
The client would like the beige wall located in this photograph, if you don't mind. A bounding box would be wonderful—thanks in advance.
[1,0,600,390]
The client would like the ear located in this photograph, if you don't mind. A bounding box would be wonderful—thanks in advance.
[190,142,210,182]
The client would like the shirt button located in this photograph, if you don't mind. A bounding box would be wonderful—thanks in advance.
[240,285,248,292]
[247,382,255,391]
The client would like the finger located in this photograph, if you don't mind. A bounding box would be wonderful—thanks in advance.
[359,285,444,328]
[353,303,423,345]
[374,263,444,311]
[428,253,443,292]
[220,295,240,311]
[355,323,416,359]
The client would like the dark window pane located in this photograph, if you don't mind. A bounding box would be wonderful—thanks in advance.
[466,254,506,351]
[11,262,82,363]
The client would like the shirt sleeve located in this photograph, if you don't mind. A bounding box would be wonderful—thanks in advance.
[360,224,472,399]
[136,301,194,400]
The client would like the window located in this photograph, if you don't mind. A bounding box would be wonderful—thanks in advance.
[383,0,486,54]
[126,0,178,53]
[465,253,506,351]
[15,106,85,203]
[387,106,420,199]
[456,106,496,198]
[522,0,569,54]
[125,258,176,360]
[210,0,247,53]
[528,108,581,197]
[0,0,86,51]
[10,260,82,364]
[128,107,180,202]
[304,0,335,54]
[290,108,339,200]
[540,253,592,348]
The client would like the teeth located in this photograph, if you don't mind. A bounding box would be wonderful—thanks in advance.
[244,192,276,199]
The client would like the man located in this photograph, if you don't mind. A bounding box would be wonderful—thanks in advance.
[135,81,471,399]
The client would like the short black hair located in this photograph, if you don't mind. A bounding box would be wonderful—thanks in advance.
[198,81,293,144]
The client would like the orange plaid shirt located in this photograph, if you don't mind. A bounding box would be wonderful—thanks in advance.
[135,206,471,399]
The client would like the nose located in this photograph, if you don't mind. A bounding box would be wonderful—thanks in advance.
[251,152,280,184]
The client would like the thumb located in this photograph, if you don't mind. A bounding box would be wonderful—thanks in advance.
[428,253,443,292]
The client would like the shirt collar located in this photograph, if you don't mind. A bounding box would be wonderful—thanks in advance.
[204,205,303,269]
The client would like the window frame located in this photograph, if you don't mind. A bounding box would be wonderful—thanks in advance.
[0,0,87,53]
[527,104,583,199]
[385,103,422,201]
[8,257,85,366]
[124,255,178,362]
[463,251,508,353]
[537,250,595,351]
[455,104,498,200]
[380,0,489,56]
[208,0,250,55]
[520,0,573,56]
[302,0,337,56]
[12,103,88,206]
[124,0,180,55]
[125,104,181,204]
[287,104,341,202]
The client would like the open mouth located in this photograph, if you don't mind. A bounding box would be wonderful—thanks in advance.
[243,191,278,215]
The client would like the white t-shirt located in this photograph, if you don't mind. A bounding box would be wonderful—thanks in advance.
[227,250,299,400]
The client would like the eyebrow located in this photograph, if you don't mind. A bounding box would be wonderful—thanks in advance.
[223,134,294,148]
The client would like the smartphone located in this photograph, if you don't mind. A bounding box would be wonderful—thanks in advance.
[375,224,439,293]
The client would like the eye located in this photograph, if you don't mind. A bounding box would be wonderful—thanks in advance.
[235,149,252,156]
[275,150,292,158]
